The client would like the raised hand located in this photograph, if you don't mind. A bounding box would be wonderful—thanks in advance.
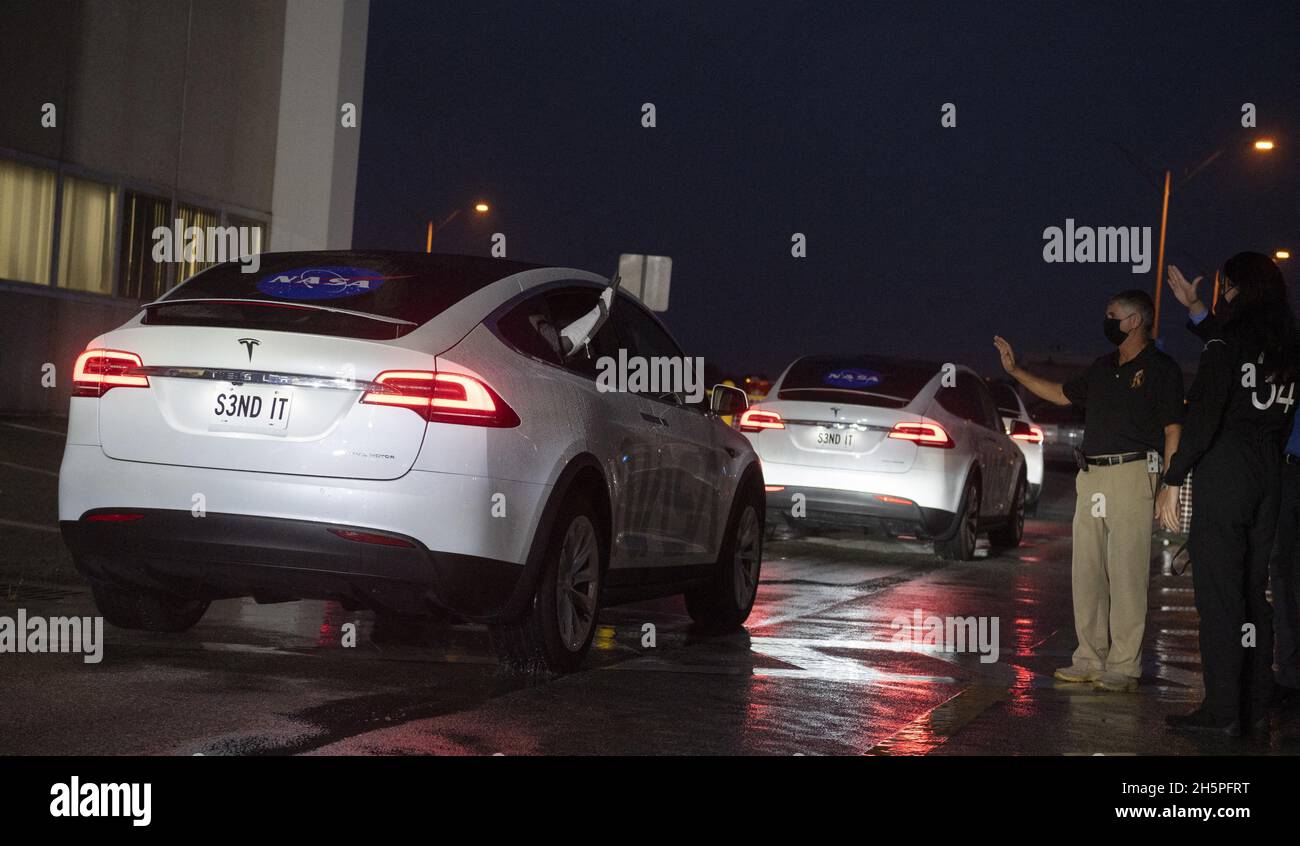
[992,335,1017,375]
[1166,265,1204,310]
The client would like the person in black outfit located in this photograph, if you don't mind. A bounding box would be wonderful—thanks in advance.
[1169,260,1300,706]
[1158,252,1300,735]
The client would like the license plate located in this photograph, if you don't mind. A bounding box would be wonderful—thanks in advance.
[209,385,293,433]
[814,428,856,449]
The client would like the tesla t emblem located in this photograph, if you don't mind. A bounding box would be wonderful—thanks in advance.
[237,338,260,362]
[830,406,841,418]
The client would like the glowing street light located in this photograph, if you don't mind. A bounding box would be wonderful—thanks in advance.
[1277,250,1291,261]
[1150,138,1278,336]
[426,201,492,252]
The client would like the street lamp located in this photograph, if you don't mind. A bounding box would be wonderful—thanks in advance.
[426,201,491,252]
[1151,139,1275,337]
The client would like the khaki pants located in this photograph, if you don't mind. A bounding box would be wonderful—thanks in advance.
[1071,461,1158,677]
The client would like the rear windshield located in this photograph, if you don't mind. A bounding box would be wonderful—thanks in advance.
[144,252,540,339]
[777,355,938,409]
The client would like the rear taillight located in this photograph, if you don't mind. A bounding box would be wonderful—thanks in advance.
[739,408,785,432]
[328,527,415,548]
[361,370,520,428]
[72,349,149,397]
[1012,424,1045,444]
[888,420,954,448]
[85,512,145,522]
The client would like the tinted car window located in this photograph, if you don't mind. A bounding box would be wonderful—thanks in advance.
[936,375,985,422]
[497,294,562,364]
[777,355,938,409]
[612,297,684,360]
[545,287,621,379]
[609,297,696,404]
[973,379,1004,430]
[147,251,538,339]
[990,382,1022,416]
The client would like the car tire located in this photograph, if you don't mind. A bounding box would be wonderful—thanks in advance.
[490,494,604,674]
[989,474,1026,550]
[89,580,210,633]
[686,485,763,633]
[935,476,979,561]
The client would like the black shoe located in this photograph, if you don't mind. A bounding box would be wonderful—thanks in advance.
[1165,709,1242,737]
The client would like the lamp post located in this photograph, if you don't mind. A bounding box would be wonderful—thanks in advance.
[1150,140,1275,338]
[425,202,491,253]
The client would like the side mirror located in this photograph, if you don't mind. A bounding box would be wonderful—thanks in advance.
[711,384,749,417]
[1009,419,1034,439]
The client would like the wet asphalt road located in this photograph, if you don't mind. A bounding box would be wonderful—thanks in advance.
[3,415,1299,756]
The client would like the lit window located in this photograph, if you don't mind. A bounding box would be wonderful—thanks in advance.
[0,159,56,285]
[176,203,220,282]
[119,191,172,300]
[57,175,117,294]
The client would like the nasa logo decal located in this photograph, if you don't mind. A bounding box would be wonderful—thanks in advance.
[256,266,390,301]
[824,368,883,389]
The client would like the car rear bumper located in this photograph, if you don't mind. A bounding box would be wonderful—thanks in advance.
[765,485,956,538]
[61,510,525,620]
[57,444,554,621]
[757,459,961,513]
[58,444,549,566]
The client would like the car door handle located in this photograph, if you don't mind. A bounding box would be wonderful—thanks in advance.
[641,412,668,426]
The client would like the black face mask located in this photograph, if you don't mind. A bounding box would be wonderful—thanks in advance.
[1104,317,1129,346]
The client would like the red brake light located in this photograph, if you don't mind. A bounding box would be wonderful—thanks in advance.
[73,349,148,397]
[361,370,520,427]
[739,408,785,432]
[328,528,415,548]
[875,494,915,506]
[1012,424,1045,444]
[888,420,954,448]
[85,512,146,522]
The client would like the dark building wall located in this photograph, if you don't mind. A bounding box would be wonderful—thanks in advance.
[1,0,285,212]
[0,0,289,412]
[0,284,139,415]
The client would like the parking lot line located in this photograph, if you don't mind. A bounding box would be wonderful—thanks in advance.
[0,460,58,478]
[0,517,59,534]
[0,421,66,436]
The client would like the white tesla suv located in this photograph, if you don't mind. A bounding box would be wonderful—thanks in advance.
[988,378,1045,509]
[58,252,764,672]
[739,355,1027,560]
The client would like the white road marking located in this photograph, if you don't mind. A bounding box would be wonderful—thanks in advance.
[0,517,59,533]
[0,460,58,478]
[0,421,66,436]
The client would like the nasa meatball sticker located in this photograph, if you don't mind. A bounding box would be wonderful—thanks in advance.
[256,266,388,300]
[824,368,883,389]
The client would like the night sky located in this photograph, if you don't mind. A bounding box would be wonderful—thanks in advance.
[352,0,1300,379]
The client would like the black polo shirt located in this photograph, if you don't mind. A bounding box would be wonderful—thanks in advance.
[1062,343,1185,456]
